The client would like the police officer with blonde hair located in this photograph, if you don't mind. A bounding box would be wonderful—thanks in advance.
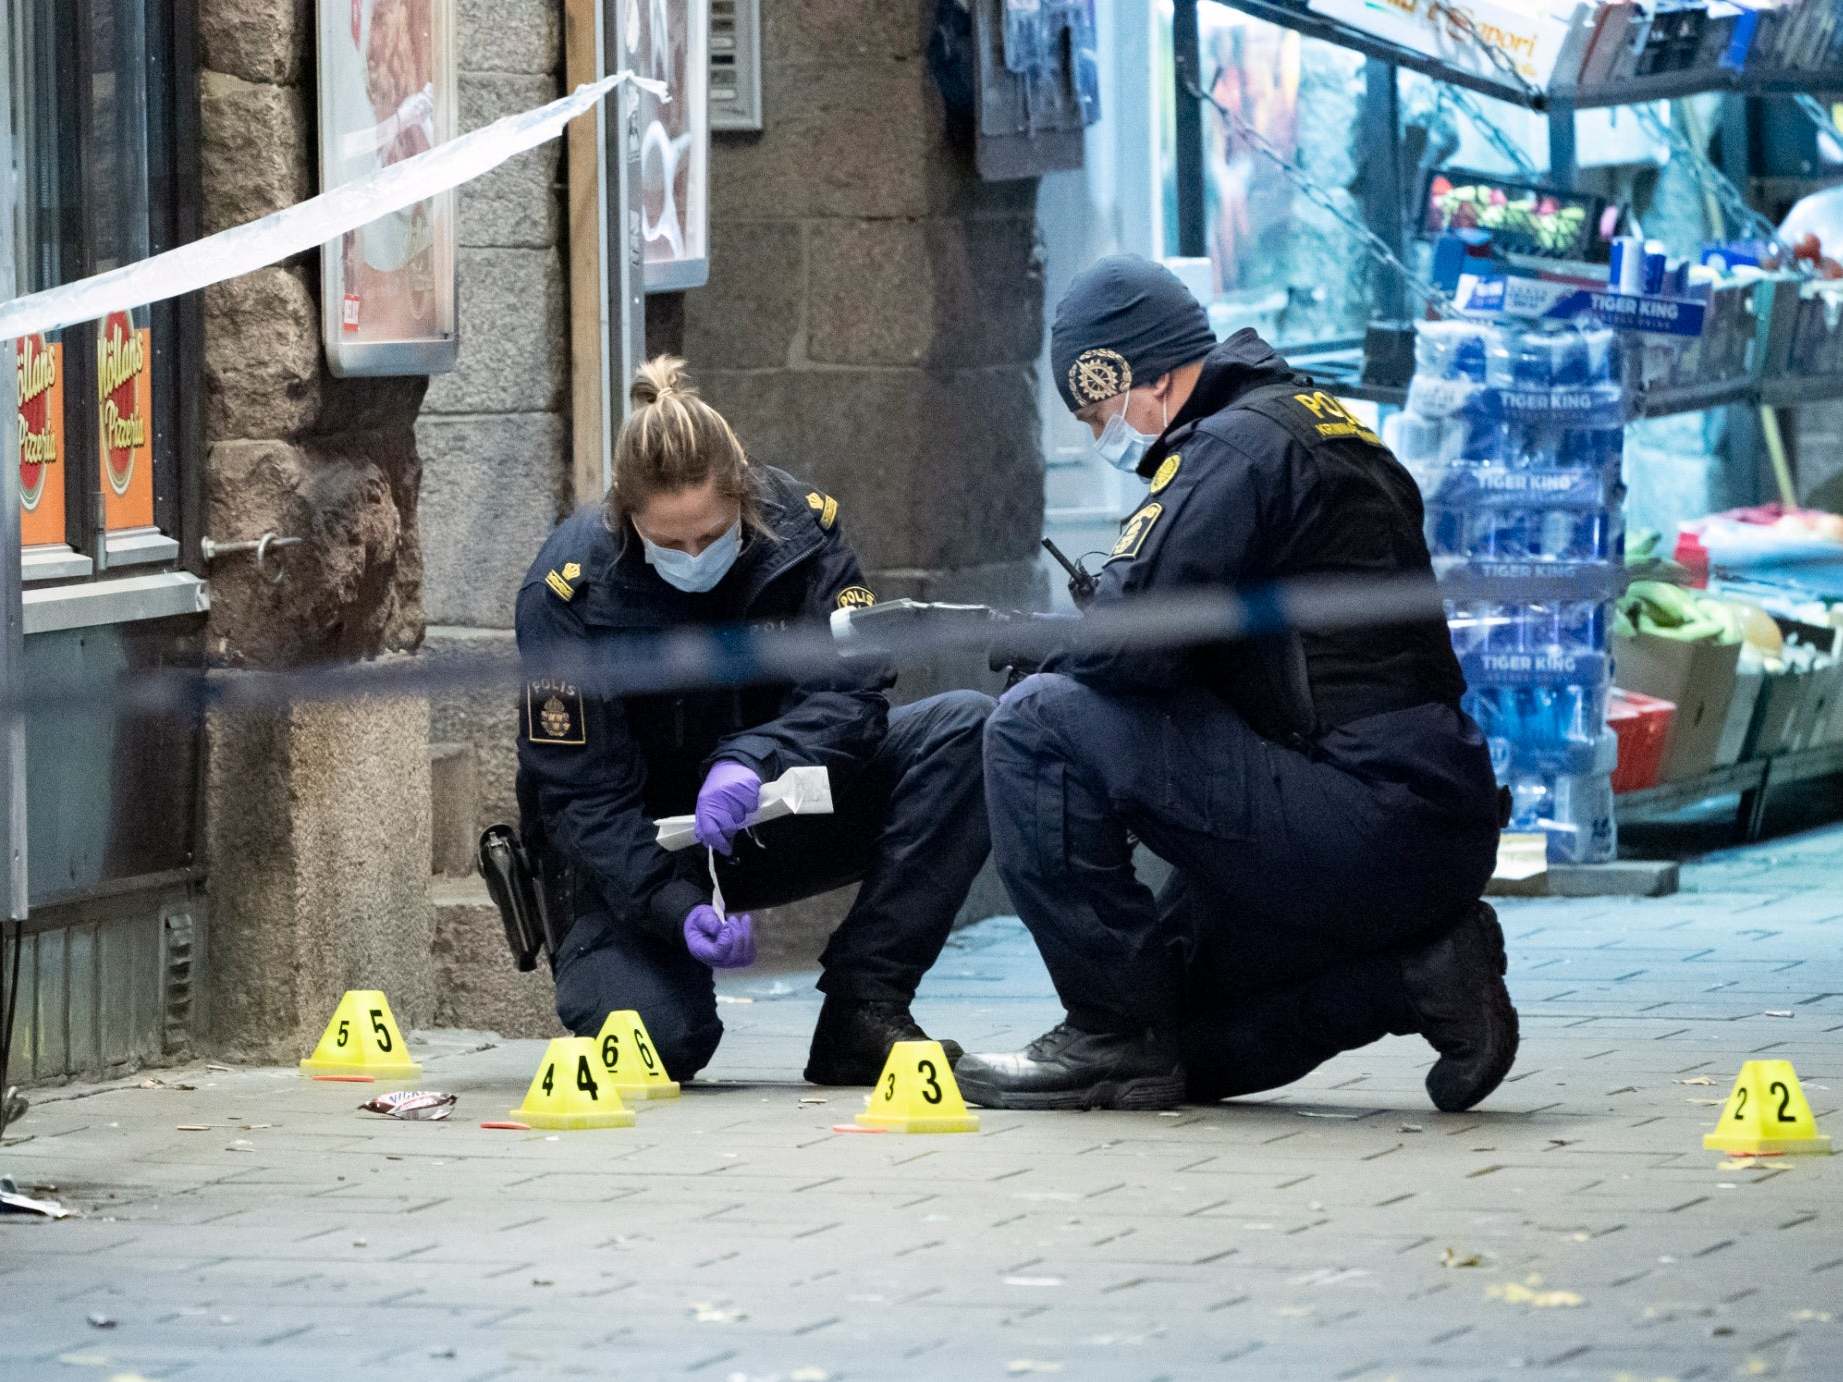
[514,356,993,1084]
[955,257,1517,1113]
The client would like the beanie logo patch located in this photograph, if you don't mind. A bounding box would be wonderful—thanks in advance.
[1068,348,1132,405]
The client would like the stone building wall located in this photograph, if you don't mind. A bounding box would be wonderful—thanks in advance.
[413,3,571,1037]
[195,0,438,1057]
[418,1,569,848]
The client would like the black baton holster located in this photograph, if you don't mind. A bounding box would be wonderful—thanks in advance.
[478,824,553,972]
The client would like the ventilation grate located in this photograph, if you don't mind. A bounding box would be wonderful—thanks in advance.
[161,909,196,1052]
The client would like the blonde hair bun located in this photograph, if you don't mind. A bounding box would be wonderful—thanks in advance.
[631,354,696,410]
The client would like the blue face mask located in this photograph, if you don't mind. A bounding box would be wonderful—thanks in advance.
[1092,391,1167,474]
[639,518,743,594]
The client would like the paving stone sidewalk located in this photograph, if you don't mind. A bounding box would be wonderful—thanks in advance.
[2,821,1840,1382]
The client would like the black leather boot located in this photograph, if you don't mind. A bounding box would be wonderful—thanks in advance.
[803,997,963,1086]
[954,1022,1186,1111]
[1401,902,1519,1112]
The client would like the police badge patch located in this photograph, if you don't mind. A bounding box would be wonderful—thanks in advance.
[525,679,586,745]
[836,585,876,610]
[1109,502,1163,561]
[1068,348,1132,406]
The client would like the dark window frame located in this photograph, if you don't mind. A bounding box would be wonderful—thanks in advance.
[12,0,203,582]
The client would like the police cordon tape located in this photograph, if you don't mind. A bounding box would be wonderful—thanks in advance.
[0,73,663,343]
[0,560,1749,718]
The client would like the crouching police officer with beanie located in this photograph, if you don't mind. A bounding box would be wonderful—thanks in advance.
[954,256,1516,1114]
[515,356,993,1084]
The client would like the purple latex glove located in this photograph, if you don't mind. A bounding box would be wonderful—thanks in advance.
[694,760,761,855]
[683,904,757,969]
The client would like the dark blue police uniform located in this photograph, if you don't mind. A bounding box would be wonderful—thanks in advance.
[515,466,993,1079]
[985,331,1503,1099]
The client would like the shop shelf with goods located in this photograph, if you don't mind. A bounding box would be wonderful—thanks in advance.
[1204,0,1843,121]
[1609,523,1843,837]
[1386,316,1628,861]
[1164,0,1843,844]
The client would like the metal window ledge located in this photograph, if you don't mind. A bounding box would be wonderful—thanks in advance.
[23,570,209,636]
[21,546,95,583]
[105,529,182,567]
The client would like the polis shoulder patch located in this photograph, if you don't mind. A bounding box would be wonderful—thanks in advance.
[805,490,839,531]
[526,680,586,746]
[1149,454,1181,495]
[836,585,876,610]
[1290,389,1381,445]
[1110,502,1163,561]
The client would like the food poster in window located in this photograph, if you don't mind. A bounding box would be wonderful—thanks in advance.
[17,333,67,547]
[633,0,710,291]
[317,0,457,374]
[96,309,155,531]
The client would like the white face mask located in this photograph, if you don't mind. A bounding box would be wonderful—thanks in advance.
[639,518,742,593]
[1093,391,1167,474]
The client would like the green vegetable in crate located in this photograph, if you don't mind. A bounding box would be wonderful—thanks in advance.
[1692,596,1747,646]
[1619,580,1728,643]
[1626,528,1663,564]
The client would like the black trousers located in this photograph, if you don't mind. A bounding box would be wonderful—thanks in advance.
[551,691,995,1079]
[983,673,1499,1100]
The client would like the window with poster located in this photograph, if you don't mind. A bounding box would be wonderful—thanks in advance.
[7,0,201,584]
[315,0,459,376]
[630,0,710,293]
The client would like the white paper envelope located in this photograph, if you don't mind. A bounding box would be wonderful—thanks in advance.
[655,765,834,852]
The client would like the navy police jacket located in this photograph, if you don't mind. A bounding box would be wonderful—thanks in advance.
[1049,331,1493,814]
[514,466,892,943]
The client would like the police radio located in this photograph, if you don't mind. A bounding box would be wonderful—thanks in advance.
[1041,538,1098,607]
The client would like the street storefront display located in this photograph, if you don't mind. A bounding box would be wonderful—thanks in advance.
[1388,317,1627,863]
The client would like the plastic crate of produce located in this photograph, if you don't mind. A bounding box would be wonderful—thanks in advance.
[1608,688,1675,794]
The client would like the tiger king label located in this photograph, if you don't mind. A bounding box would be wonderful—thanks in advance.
[97,310,155,530]
[17,333,66,547]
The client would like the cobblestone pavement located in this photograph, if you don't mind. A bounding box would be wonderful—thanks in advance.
[3,822,1840,1382]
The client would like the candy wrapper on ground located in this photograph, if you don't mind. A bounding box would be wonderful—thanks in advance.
[359,1090,457,1121]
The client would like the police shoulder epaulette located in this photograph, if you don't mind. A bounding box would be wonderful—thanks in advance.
[544,560,583,602]
[805,490,840,531]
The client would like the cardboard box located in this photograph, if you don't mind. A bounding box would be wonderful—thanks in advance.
[1742,666,1808,761]
[1820,667,1843,748]
[1789,661,1843,750]
[1613,631,1741,783]
[1713,661,1764,767]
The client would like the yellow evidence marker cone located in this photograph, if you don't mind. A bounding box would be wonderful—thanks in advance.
[510,1037,635,1130]
[1703,1059,1832,1156]
[855,1039,979,1134]
[298,990,422,1080]
[593,1010,681,1099]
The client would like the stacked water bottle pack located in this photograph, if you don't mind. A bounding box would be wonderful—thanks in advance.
[1384,318,1630,863]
